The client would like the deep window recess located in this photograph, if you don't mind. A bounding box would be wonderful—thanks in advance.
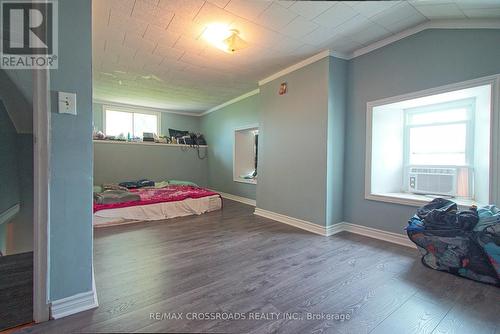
[366,79,496,207]
[234,126,259,184]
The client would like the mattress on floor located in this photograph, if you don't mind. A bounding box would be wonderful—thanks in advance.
[93,194,222,227]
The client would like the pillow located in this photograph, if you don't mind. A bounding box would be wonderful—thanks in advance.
[103,183,129,191]
[168,180,198,187]
[154,181,170,188]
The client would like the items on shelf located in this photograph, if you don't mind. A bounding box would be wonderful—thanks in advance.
[92,128,208,150]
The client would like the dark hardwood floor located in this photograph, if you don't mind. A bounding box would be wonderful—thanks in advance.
[0,252,33,331]
[17,200,500,334]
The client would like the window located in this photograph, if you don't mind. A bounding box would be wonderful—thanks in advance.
[404,100,474,167]
[234,125,259,184]
[103,106,160,139]
[366,77,498,207]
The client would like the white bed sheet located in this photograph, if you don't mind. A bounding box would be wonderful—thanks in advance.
[93,195,222,227]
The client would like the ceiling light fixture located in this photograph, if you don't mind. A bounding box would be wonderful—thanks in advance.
[202,24,247,54]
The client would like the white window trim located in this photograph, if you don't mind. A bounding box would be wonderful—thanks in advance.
[403,98,475,167]
[102,104,161,137]
[233,124,259,185]
[365,74,500,207]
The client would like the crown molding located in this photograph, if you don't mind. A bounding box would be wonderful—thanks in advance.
[181,19,500,116]
[92,99,203,117]
[351,19,500,59]
[258,49,331,86]
[200,89,260,116]
[258,19,500,89]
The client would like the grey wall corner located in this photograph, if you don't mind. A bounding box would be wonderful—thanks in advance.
[200,93,260,200]
[256,57,330,226]
[326,56,348,226]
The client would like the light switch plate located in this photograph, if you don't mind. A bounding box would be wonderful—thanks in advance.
[58,92,77,115]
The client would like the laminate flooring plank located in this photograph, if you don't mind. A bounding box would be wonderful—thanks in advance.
[0,252,33,331]
[16,200,498,334]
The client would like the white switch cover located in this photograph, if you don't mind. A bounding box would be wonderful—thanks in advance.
[58,92,77,115]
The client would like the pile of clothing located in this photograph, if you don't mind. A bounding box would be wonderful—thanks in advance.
[407,198,500,286]
[118,179,155,189]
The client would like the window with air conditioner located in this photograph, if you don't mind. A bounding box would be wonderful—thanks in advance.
[404,100,474,198]
[366,77,499,207]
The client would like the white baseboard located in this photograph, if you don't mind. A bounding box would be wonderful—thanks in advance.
[51,269,98,319]
[212,190,256,206]
[254,208,331,236]
[0,203,20,226]
[254,208,415,248]
[325,223,344,237]
[341,222,415,248]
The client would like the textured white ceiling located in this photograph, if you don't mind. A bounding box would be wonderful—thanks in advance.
[92,0,500,113]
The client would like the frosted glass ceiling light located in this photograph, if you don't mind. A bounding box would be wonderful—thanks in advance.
[203,24,246,53]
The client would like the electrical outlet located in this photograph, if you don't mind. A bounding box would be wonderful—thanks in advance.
[58,92,77,115]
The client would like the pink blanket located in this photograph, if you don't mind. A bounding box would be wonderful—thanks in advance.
[93,185,220,213]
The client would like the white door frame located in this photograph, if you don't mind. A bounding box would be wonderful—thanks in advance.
[32,67,50,322]
[31,0,51,322]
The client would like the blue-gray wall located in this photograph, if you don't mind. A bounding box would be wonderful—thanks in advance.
[0,101,21,215]
[49,0,93,300]
[327,57,348,226]
[345,29,500,234]
[92,102,201,135]
[200,94,259,200]
[257,58,330,226]
[0,67,33,256]
[0,101,20,255]
[0,68,33,133]
[9,134,33,254]
[92,102,204,188]
[94,142,208,187]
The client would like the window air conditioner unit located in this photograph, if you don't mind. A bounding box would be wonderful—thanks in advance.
[408,167,467,197]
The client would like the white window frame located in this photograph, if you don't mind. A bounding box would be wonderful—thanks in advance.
[365,74,500,207]
[102,104,161,138]
[403,98,475,166]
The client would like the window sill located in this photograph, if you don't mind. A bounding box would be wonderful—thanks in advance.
[366,192,479,209]
[93,140,207,148]
[234,178,257,185]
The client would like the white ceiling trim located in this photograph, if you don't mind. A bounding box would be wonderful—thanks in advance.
[93,99,203,117]
[256,19,500,90]
[203,19,500,116]
[258,49,331,86]
[351,19,500,59]
[200,89,260,116]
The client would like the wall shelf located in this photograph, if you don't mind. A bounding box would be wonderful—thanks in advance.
[93,140,207,148]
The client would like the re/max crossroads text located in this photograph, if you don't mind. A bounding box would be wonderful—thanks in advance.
[150,312,351,321]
